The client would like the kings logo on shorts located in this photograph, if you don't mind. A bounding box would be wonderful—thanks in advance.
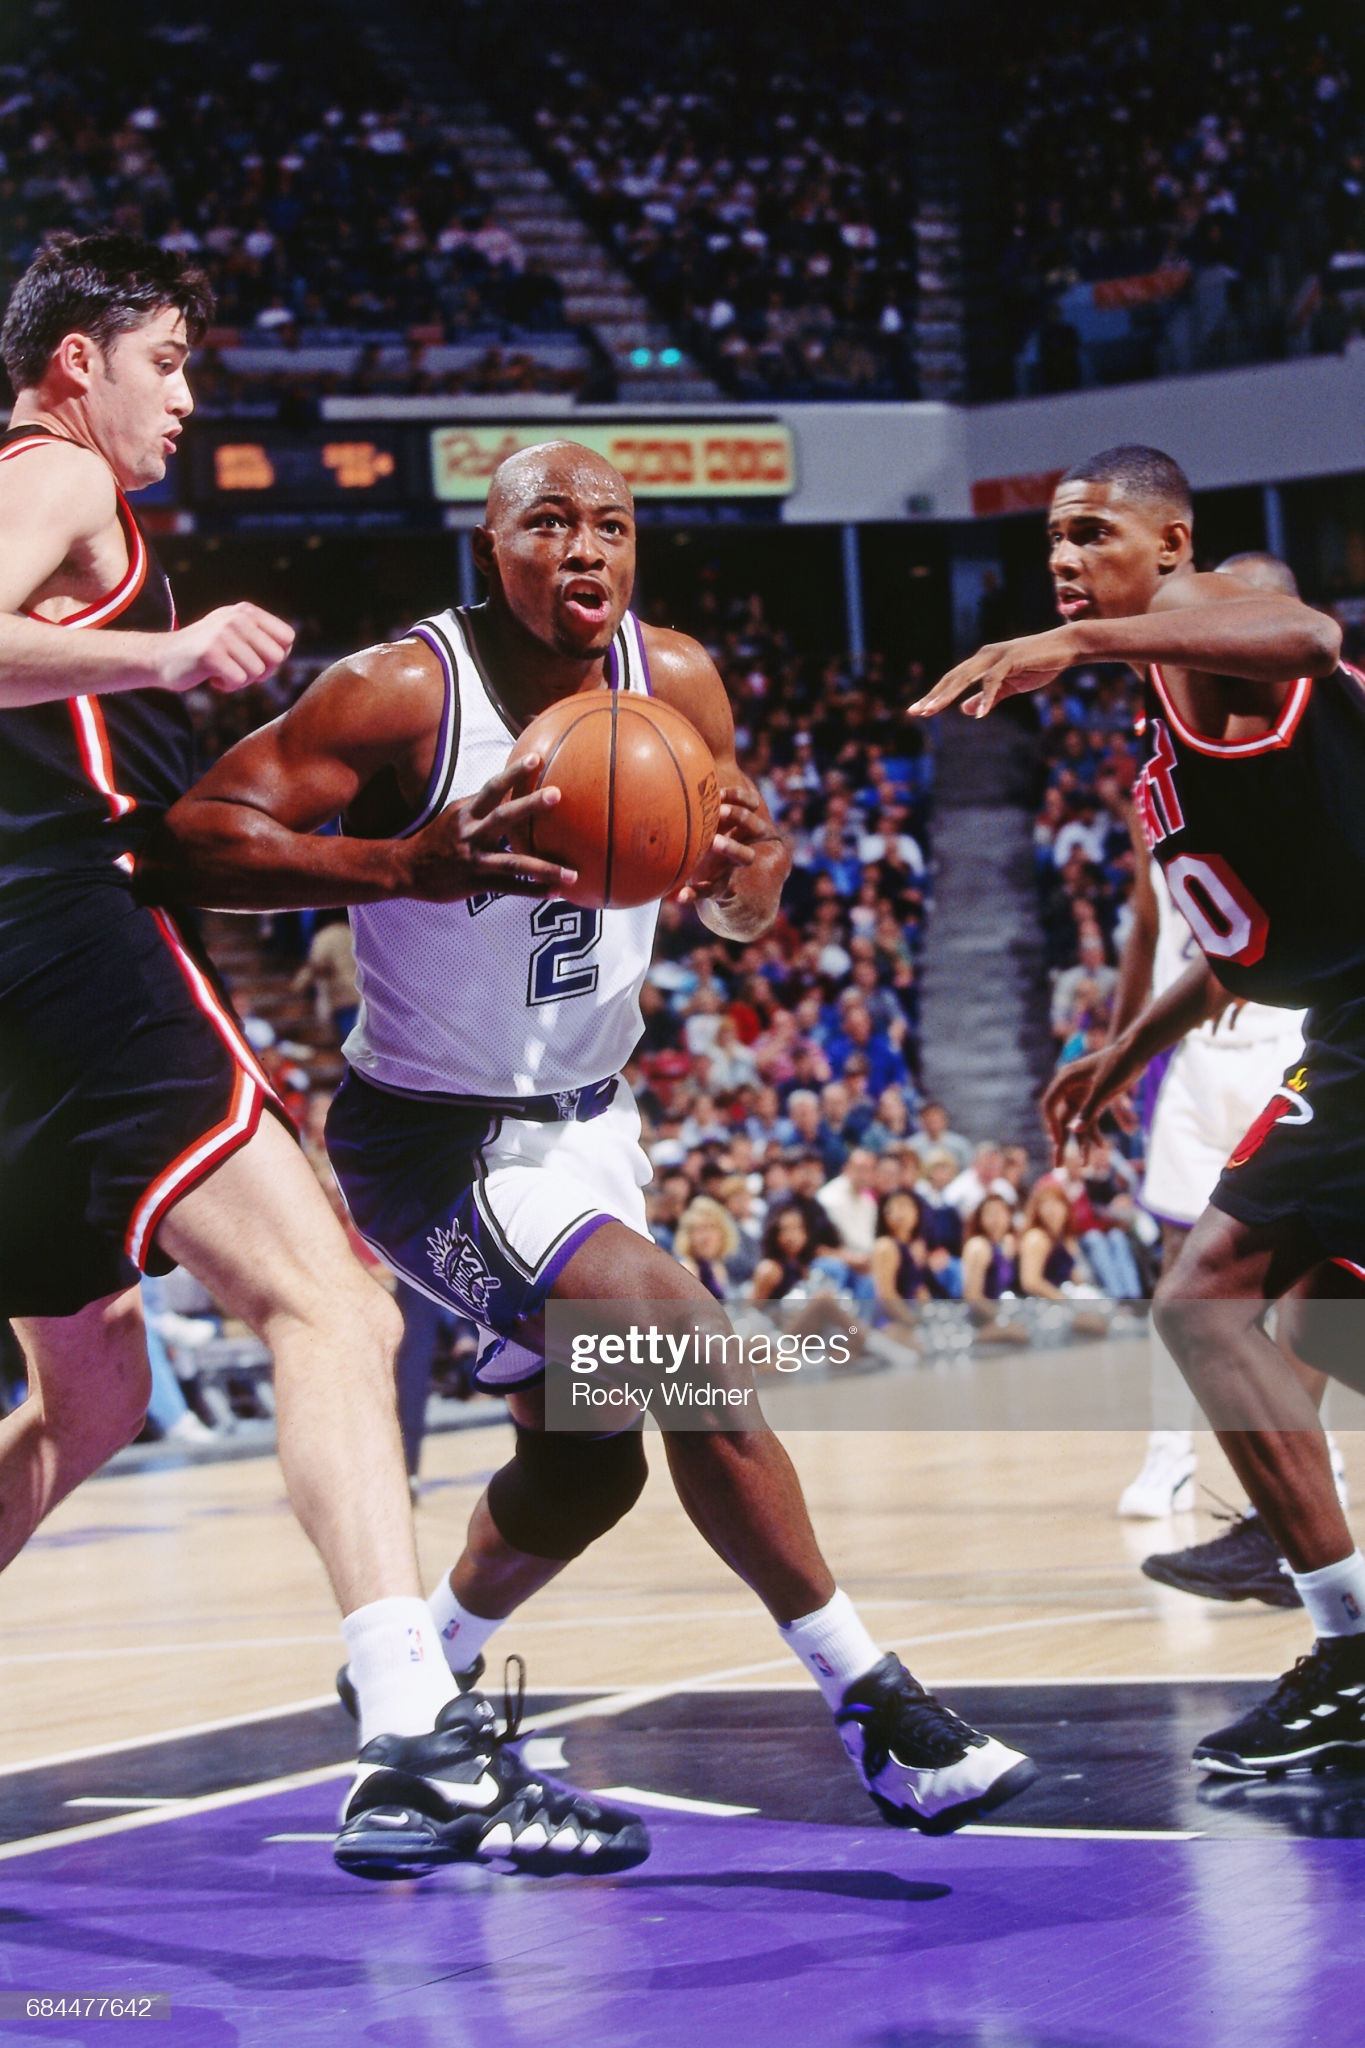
[1226,1065,1314,1169]
[426,1218,502,1317]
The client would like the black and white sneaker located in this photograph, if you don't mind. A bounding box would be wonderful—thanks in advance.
[1193,1635,1365,1777]
[336,1652,485,1723]
[334,1661,650,1881]
[834,1654,1038,1835]
[1141,1511,1301,1609]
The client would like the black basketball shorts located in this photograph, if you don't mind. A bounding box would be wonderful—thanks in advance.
[1211,992,1365,1272]
[0,877,281,1318]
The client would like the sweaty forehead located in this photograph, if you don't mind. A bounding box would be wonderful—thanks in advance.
[486,443,633,525]
[1049,480,1123,524]
[1049,478,1167,529]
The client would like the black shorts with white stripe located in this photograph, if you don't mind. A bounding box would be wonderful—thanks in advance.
[0,877,283,1318]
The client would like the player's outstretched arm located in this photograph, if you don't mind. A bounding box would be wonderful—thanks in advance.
[645,627,791,940]
[1041,959,1229,1161]
[912,577,1340,722]
[0,441,294,704]
[139,639,577,911]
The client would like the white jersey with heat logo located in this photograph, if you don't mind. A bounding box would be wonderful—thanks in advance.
[345,606,661,1099]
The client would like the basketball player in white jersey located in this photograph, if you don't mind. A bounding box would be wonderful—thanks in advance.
[1046,551,1344,1601]
[147,440,1037,1845]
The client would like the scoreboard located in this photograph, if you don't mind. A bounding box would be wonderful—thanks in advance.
[178,420,794,526]
[181,426,421,521]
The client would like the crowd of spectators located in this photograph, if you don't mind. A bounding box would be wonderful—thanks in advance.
[7,0,1365,413]
[527,51,919,400]
[466,0,1365,400]
[0,0,588,405]
[996,5,1365,388]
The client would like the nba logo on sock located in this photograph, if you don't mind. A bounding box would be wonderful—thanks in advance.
[441,1618,461,1642]
[407,1627,426,1664]
[1344,1594,1361,1623]
[813,1652,834,1676]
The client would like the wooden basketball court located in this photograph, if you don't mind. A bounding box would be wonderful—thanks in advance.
[7,1414,1360,1769]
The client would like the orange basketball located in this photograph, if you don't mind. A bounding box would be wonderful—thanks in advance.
[508,692,720,910]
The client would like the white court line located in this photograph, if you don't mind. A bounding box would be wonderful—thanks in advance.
[959,1824,1202,1842]
[0,1604,1162,1782]
[0,1693,343,1778]
[0,1637,342,1668]
[0,1688,610,1782]
[64,1796,184,1811]
[592,1786,757,1817]
[0,1593,1163,1663]
[0,1764,347,1864]
[482,1608,1159,1739]
[0,1603,1273,1848]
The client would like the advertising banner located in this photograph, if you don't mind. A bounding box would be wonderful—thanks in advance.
[430,423,795,501]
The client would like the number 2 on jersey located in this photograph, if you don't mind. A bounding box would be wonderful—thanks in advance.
[527,900,603,1005]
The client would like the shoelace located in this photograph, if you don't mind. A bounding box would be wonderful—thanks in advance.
[491,1653,528,1753]
[887,1678,975,1749]
[841,1668,975,1759]
[1261,1645,1346,1715]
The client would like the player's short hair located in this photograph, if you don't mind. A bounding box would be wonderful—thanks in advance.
[1,231,214,391]
[1216,550,1300,597]
[1058,444,1193,521]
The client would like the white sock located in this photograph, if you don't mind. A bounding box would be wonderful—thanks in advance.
[1288,1549,1365,1638]
[341,1596,457,1748]
[428,1572,503,1674]
[779,1589,884,1711]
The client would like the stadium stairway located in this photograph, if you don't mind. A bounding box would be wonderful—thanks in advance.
[443,106,720,405]
[917,706,1054,1156]
[332,3,718,403]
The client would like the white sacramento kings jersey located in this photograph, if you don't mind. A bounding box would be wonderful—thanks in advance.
[1154,866,1303,1051]
[346,607,661,1098]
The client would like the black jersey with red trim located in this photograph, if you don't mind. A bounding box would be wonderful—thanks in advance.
[0,423,189,888]
[1134,659,1365,1010]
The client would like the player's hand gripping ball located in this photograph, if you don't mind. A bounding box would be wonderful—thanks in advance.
[507,694,720,910]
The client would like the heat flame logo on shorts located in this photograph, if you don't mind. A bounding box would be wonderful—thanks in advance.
[426,1218,502,1317]
[1226,1066,1314,1169]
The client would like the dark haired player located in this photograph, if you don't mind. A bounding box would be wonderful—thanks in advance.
[914,445,1365,1776]
[0,232,649,1881]
[144,437,1038,1839]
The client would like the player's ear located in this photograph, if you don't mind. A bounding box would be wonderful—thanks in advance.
[50,330,98,394]
[470,524,496,581]
[1155,516,1192,574]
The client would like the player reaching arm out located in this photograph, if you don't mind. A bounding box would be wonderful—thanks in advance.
[909,466,1338,724]
[139,638,579,910]
[645,629,791,941]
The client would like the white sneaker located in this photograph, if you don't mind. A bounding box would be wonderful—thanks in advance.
[164,1411,217,1444]
[1118,1431,1197,1518]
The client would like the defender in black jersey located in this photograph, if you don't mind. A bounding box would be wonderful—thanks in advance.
[0,416,286,1313]
[916,443,1365,1777]
[0,233,643,1881]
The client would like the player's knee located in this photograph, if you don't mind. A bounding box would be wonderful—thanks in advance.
[1152,1265,1245,1371]
[357,1280,403,1364]
[486,1424,648,1560]
[44,1294,151,1450]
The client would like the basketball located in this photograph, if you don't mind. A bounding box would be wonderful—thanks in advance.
[508,692,721,909]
